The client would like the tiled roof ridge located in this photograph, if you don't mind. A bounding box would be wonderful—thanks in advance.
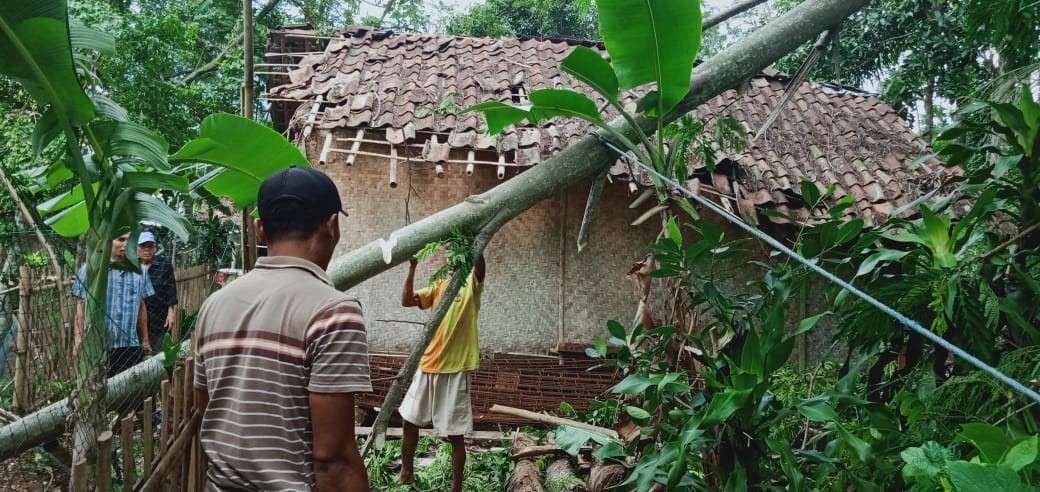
[333,24,606,49]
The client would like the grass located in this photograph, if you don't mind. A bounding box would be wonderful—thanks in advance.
[364,434,514,492]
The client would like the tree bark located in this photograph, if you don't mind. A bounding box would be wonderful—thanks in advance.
[586,459,626,492]
[325,0,870,292]
[545,457,584,492]
[508,432,546,492]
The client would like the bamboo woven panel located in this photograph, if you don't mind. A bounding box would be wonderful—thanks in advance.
[359,352,624,425]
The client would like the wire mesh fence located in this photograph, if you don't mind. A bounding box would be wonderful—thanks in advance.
[0,225,226,490]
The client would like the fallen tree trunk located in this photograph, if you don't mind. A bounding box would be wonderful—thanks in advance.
[587,459,627,492]
[0,348,173,459]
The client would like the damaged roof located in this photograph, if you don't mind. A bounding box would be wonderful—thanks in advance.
[265,25,949,225]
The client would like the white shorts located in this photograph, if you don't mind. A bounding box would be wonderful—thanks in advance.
[398,371,473,436]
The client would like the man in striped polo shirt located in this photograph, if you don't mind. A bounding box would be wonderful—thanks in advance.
[194,166,371,491]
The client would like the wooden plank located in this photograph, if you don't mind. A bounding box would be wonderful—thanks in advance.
[121,414,134,491]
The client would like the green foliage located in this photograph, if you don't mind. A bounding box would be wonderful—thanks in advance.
[901,425,1040,490]
[415,226,477,287]
[443,0,600,40]
[363,436,512,491]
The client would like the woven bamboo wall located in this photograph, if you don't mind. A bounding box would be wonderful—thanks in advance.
[313,135,664,355]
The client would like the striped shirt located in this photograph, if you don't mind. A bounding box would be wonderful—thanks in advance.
[193,256,371,491]
[72,264,155,348]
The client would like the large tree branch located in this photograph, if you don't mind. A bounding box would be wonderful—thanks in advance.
[177,0,285,86]
[327,0,869,291]
[702,0,769,30]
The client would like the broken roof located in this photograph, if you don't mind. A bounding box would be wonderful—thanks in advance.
[265,25,949,226]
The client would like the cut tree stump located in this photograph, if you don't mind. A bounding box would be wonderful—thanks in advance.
[507,432,545,492]
[545,457,586,492]
[587,459,627,492]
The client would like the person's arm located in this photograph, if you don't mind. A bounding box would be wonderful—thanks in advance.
[74,298,85,348]
[402,257,421,307]
[138,300,151,353]
[311,392,369,492]
[194,387,209,415]
[165,305,177,332]
[474,253,486,283]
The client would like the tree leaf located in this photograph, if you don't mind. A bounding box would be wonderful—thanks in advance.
[1001,435,1038,471]
[855,248,909,277]
[800,178,821,209]
[796,400,839,422]
[612,374,655,394]
[90,93,129,122]
[170,113,309,208]
[69,21,114,55]
[794,311,831,336]
[606,319,627,339]
[129,192,190,241]
[597,0,701,115]
[31,107,61,157]
[835,423,872,462]
[699,387,752,426]
[900,441,950,483]
[90,120,170,171]
[947,462,1026,492]
[121,171,189,193]
[43,200,88,237]
[0,0,96,126]
[560,45,619,103]
[955,423,1009,464]
[528,89,603,124]
[461,100,530,135]
[625,405,651,422]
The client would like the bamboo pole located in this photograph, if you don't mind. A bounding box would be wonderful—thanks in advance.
[13,266,30,412]
[489,405,619,440]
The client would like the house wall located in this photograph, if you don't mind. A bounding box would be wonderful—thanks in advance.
[310,137,838,364]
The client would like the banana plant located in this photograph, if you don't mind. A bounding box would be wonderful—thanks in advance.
[463,0,705,218]
[1,0,307,481]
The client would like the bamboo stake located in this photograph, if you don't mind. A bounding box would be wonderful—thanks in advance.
[489,405,619,440]
[160,380,171,450]
[389,145,399,188]
[144,398,155,477]
[121,414,134,490]
[13,266,29,412]
[137,412,202,492]
[72,458,88,492]
[97,431,113,492]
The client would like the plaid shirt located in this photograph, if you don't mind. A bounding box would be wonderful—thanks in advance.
[73,264,155,348]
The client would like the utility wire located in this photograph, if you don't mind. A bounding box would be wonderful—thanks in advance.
[593,132,1040,406]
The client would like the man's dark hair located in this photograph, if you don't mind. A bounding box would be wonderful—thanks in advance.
[261,202,329,243]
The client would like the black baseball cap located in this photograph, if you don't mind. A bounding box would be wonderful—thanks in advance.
[257,166,347,220]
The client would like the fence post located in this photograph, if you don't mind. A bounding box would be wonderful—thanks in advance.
[97,430,113,492]
[13,266,30,412]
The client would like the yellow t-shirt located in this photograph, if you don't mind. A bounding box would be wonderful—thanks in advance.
[416,270,483,373]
